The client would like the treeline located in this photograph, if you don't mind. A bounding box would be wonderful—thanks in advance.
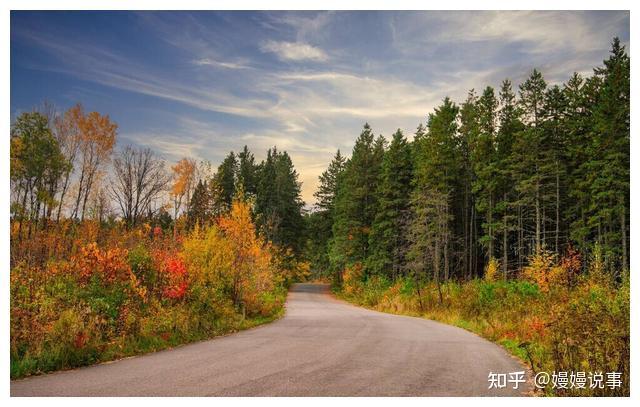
[10,104,306,263]
[308,38,629,283]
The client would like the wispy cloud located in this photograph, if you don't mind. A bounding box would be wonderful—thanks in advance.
[192,58,251,70]
[260,40,329,62]
[11,11,629,204]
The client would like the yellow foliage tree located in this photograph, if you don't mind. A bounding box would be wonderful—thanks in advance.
[183,198,276,316]
[170,158,196,237]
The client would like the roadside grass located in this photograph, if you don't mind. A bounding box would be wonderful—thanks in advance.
[11,288,289,380]
[11,293,286,380]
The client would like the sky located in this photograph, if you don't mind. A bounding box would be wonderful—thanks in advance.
[10,11,630,206]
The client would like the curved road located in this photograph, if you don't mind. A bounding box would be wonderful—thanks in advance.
[11,283,530,396]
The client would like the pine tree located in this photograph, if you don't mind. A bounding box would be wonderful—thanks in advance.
[587,37,630,272]
[495,79,523,276]
[458,90,480,279]
[187,179,213,229]
[542,85,568,254]
[255,147,305,255]
[314,150,346,213]
[237,145,257,199]
[213,152,237,212]
[329,123,384,273]
[367,129,413,279]
[564,73,596,255]
[307,150,346,275]
[514,69,548,254]
[408,98,459,282]
[473,86,499,260]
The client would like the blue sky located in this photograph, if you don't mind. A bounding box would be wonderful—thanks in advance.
[10,11,629,204]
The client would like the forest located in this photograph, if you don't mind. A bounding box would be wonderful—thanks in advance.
[10,38,629,396]
[305,38,629,396]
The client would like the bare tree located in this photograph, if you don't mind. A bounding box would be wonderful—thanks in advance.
[110,146,170,226]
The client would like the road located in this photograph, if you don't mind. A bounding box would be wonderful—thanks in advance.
[11,283,531,396]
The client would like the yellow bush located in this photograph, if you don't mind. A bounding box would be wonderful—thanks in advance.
[484,257,500,281]
[521,251,567,291]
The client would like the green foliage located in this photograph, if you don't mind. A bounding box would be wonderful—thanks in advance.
[367,129,413,278]
[330,124,385,273]
[255,147,305,255]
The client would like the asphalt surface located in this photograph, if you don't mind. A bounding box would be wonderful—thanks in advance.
[11,283,531,396]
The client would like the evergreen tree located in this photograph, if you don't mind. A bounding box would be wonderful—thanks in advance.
[473,86,500,260]
[367,129,413,279]
[586,37,630,272]
[458,90,480,278]
[255,148,305,255]
[408,98,459,282]
[307,150,346,275]
[237,145,257,199]
[314,150,346,213]
[514,69,549,254]
[329,123,384,273]
[187,179,213,229]
[495,79,523,275]
[213,152,237,212]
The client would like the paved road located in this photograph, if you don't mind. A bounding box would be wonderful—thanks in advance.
[11,283,530,396]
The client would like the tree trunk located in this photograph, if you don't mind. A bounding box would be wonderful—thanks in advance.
[503,192,508,279]
[621,203,628,273]
[535,175,541,253]
[488,193,494,258]
[555,161,560,254]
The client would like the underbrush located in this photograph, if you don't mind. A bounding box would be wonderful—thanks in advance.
[10,199,295,379]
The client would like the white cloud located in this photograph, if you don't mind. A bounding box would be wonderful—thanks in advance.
[14,11,628,204]
[260,40,328,62]
[192,58,251,70]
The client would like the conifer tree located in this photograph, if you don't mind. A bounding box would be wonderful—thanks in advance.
[367,129,413,279]
[255,147,305,255]
[213,152,237,212]
[330,123,384,273]
[237,145,257,199]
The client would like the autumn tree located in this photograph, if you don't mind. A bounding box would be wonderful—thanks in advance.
[71,108,117,221]
[52,104,83,221]
[170,157,197,235]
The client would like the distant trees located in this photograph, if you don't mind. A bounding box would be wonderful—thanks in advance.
[305,150,346,275]
[255,147,305,255]
[312,37,629,284]
[179,145,307,257]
